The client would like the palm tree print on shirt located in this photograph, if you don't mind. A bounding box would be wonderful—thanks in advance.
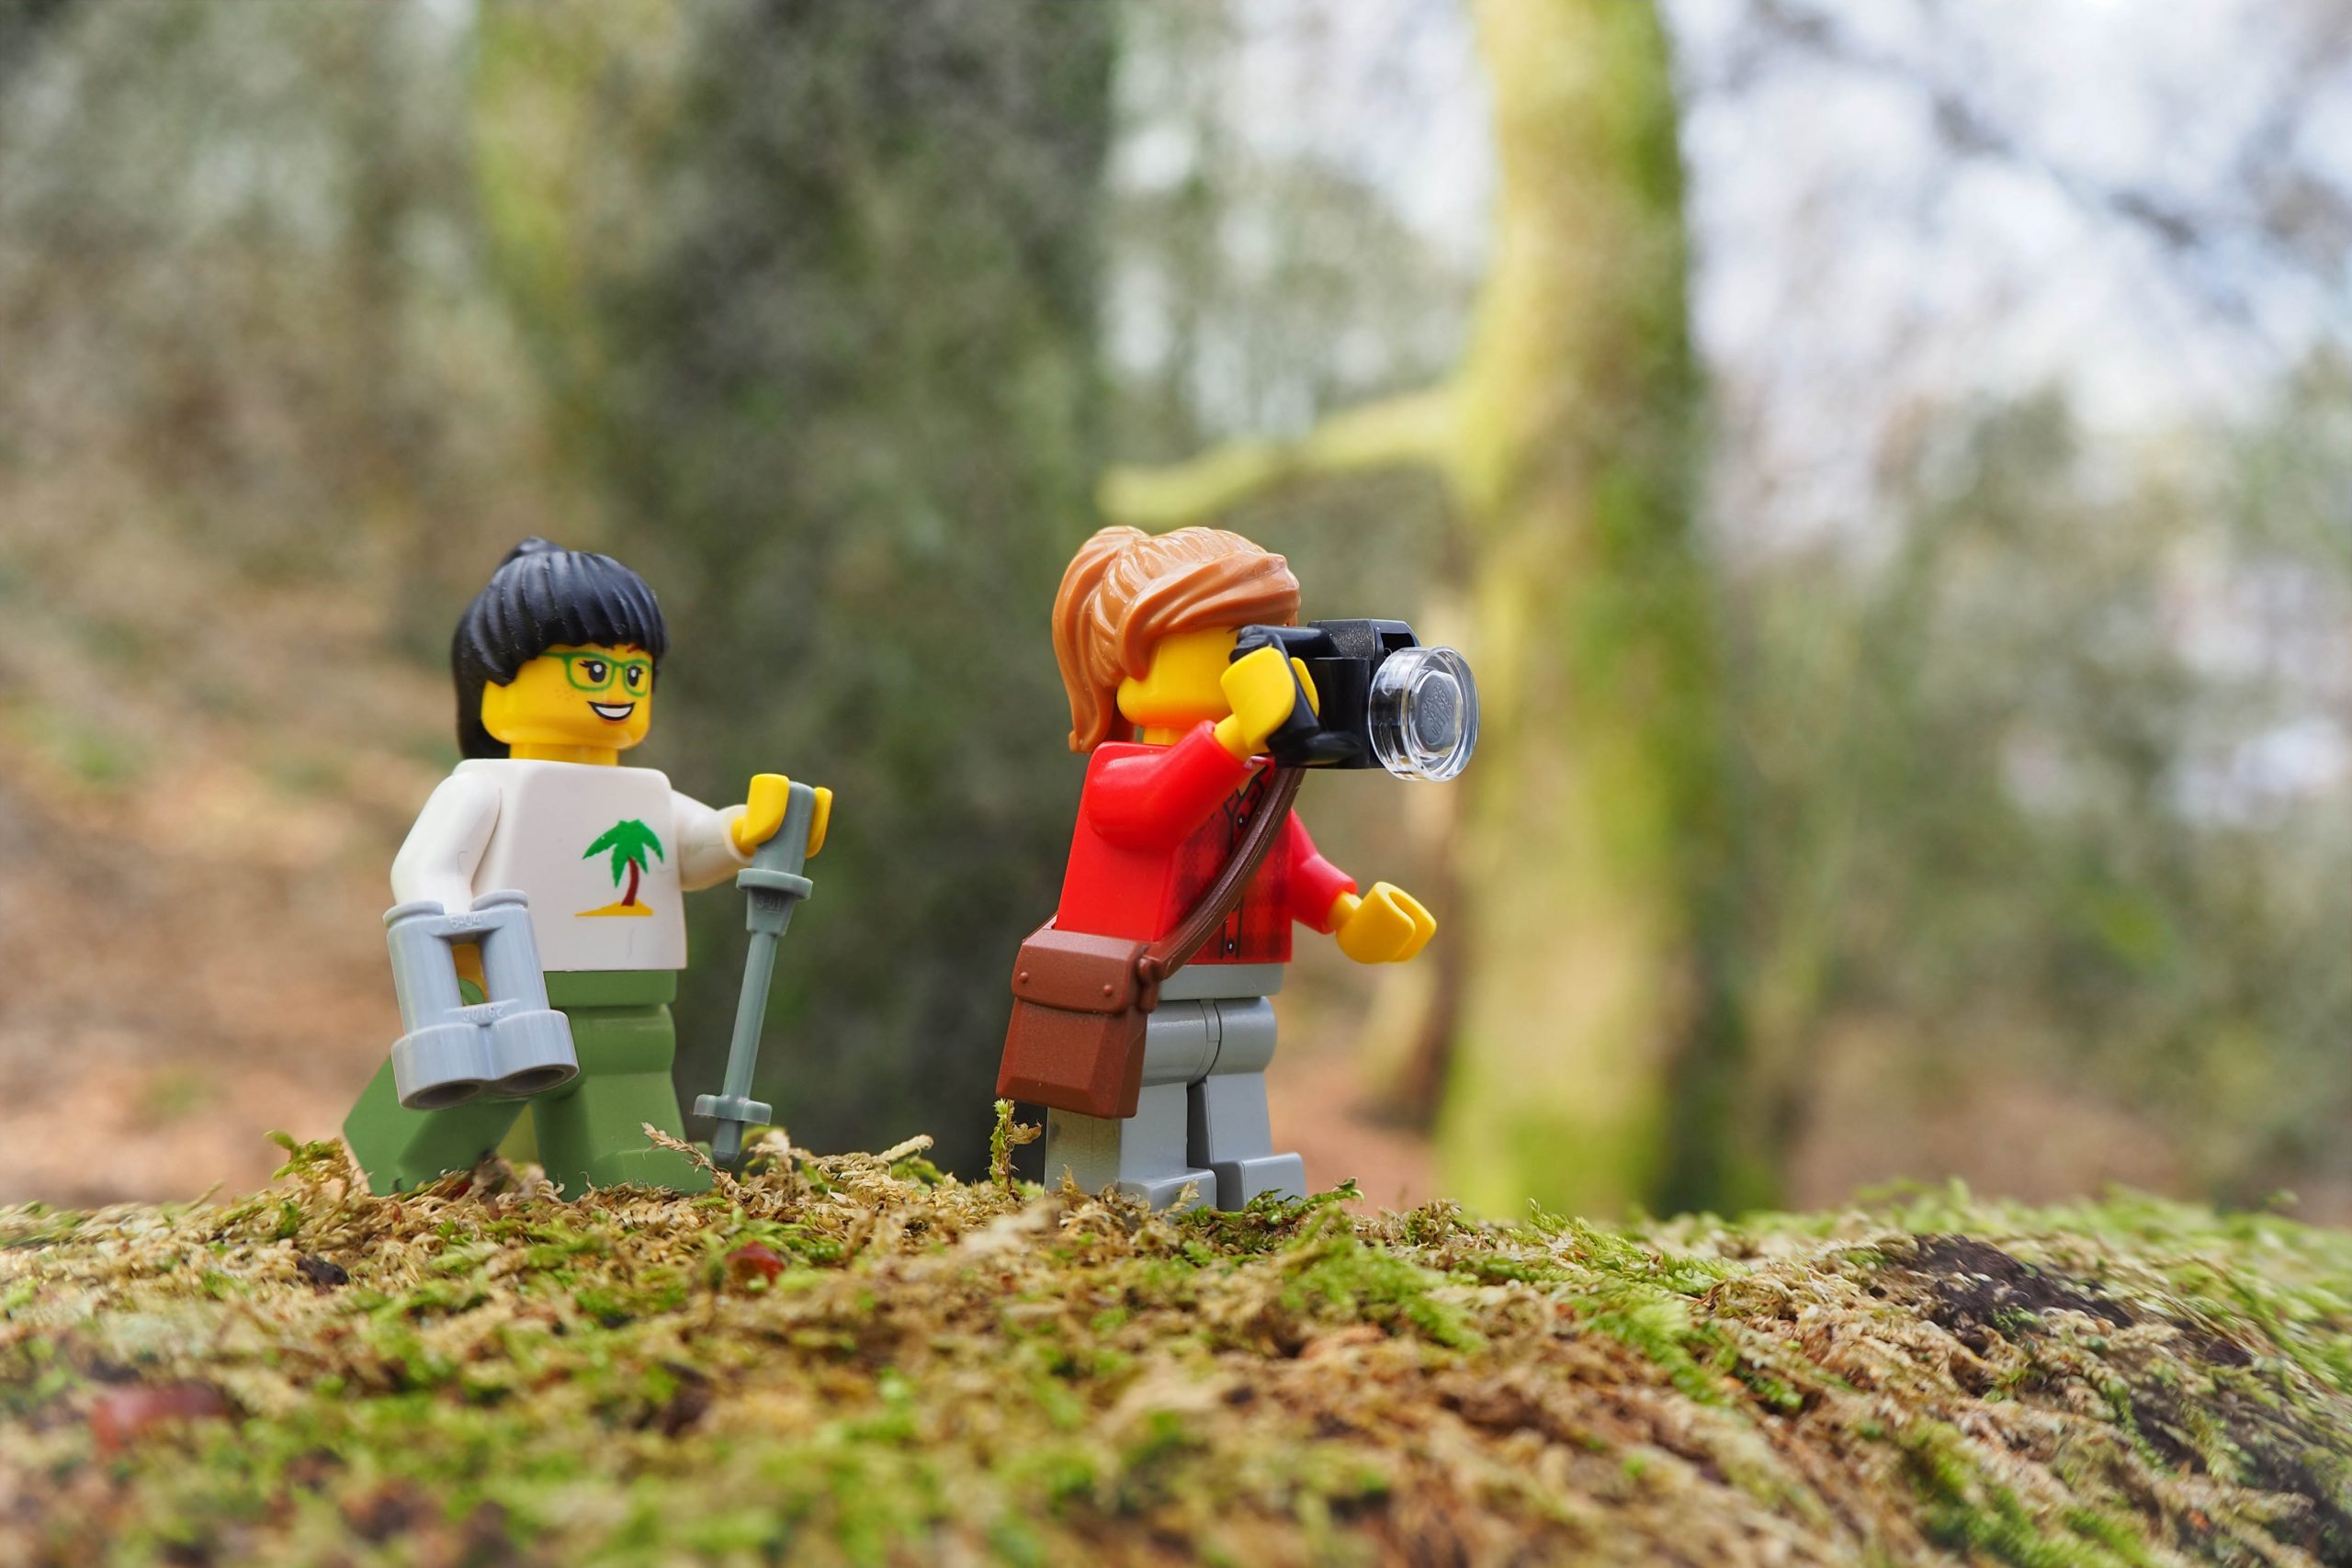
[579,818,664,919]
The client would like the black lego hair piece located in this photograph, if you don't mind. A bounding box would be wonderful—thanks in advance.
[451,538,670,760]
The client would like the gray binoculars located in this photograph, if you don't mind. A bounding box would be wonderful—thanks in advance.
[384,891,578,1111]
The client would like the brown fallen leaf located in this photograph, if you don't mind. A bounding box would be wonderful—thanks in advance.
[727,1241,786,1284]
[89,1382,232,1454]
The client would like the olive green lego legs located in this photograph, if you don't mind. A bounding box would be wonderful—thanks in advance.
[344,973,708,1198]
[527,996,710,1196]
[343,1057,526,1193]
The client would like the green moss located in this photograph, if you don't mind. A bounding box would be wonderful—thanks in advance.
[1274,1225,1480,1350]
[7,1151,2352,1564]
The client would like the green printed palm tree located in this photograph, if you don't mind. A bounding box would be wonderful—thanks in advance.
[583,818,665,910]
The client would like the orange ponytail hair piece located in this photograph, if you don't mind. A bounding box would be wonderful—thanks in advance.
[1051,525,1301,752]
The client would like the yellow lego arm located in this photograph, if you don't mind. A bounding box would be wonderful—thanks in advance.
[1328,882,1436,964]
[730,775,835,858]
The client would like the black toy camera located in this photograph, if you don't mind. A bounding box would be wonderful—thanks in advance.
[1231,619,1478,781]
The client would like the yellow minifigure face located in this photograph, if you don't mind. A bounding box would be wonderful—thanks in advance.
[1115,625,1239,737]
[480,642,655,755]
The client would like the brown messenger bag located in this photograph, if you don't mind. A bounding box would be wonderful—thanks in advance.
[996,766,1305,1119]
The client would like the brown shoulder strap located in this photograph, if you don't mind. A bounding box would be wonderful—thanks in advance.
[1139,765,1306,987]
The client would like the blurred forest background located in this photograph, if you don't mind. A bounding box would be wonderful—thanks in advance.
[0,0,2343,1220]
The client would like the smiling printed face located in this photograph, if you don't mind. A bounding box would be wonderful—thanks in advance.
[479,642,655,756]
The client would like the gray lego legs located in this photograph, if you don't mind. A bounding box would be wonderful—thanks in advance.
[1046,996,1218,1208]
[1040,967,1305,1213]
[1047,1080,1205,1210]
[1188,997,1304,1210]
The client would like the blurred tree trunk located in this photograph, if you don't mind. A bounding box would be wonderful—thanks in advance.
[469,0,1114,1173]
[1440,0,1747,1218]
[1104,0,1754,1216]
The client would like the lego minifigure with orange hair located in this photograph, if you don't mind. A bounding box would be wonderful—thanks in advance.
[1023,525,1435,1209]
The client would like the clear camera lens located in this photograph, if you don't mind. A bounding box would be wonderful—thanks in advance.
[1368,645,1477,782]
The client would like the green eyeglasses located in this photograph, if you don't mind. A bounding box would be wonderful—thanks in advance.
[544,650,653,696]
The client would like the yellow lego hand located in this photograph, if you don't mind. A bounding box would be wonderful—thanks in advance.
[1214,646,1319,759]
[730,775,836,857]
[732,773,791,855]
[1329,882,1437,964]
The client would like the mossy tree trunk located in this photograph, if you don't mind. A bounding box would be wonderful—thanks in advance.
[1103,0,1753,1216]
[1442,0,1747,1216]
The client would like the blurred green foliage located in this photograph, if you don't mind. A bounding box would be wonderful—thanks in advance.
[469,0,1116,1170]
[0,0,2340,1211]
[1728,378,2352,1203]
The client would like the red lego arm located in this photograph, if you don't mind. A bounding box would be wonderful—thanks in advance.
[1082,721,1253,850]
[1285,813,1358,932]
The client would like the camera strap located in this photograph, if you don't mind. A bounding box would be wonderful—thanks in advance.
[1136,764,1305,1000]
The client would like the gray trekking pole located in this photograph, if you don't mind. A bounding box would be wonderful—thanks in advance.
[695,779,820,1169]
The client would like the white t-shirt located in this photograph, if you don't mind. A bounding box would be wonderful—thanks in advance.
[390,759,750,973]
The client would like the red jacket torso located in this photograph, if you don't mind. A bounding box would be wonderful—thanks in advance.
[1053,721,1356,965]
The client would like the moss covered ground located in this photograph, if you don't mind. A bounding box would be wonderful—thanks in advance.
[6,1111,2352,1566]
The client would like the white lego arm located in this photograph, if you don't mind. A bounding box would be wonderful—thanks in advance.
[390,771,503,913]
[674,790,752,893]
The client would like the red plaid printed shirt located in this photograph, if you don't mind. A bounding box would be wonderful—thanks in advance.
[1054,722,1355,965]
